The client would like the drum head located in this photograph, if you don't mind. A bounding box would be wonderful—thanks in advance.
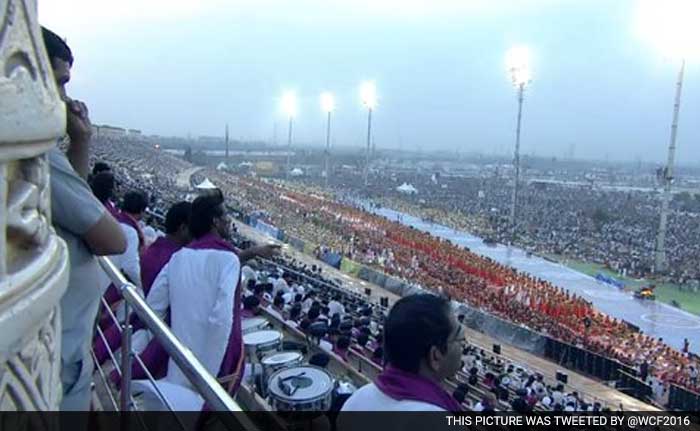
[262,351,302,366]
[243,330,281,346]
[268,366,333,401]
[242,317,268,331]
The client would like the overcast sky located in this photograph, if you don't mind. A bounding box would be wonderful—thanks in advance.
[39,0,699,162]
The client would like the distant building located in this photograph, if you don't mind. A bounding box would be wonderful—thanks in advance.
[94,124,126,138]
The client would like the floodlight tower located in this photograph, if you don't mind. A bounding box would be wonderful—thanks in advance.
[506,45,532,244]
[655,60,686,273]
[360,81,377,187]
[321,92,335,188]
[280,91,297,180]
[635,0,697,272]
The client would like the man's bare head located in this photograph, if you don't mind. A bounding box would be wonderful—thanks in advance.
[42,27,74,100]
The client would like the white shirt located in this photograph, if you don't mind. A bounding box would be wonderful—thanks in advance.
[142,225,160,248]
[320,339,334,353]
[241,265,257,285]
[111,223,143,289]
[135,246,241,392]
[302,298,314,313]
[272,278,289,297]
[328,300,346,317]
[341,383,445,411]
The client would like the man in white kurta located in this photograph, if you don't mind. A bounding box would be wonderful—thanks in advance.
[132,191,278,410]
[146,238,240,390]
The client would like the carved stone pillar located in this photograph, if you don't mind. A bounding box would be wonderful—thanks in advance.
[0,0,70,410]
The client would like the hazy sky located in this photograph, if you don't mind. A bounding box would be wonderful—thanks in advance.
[39,0,699,162]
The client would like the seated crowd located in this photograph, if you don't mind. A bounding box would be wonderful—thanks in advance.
[193,169,699,395]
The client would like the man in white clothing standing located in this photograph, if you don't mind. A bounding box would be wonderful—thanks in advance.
[140,190,277,407]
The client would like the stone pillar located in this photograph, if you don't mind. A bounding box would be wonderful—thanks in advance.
[0,0,70,410]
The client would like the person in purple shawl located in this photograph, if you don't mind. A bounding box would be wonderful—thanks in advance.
[340,294,464,414]
[100,190,148,314]
[140,202,193,295]
[93,201,192,378]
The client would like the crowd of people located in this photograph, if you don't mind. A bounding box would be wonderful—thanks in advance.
[318,170,700,288]
[178,168,699,397]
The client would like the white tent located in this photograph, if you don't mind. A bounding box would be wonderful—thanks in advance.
[216,162,228,171]
[290,168,304,177]
[195,178,217,190]
[396,182,417,194]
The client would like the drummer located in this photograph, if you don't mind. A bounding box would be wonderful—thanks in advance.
[340,294,463,412]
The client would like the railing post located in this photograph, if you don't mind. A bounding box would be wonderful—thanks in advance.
[120,296,133,413]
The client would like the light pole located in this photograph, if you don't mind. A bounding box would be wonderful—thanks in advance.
[360,81,377,187]
[280,91,297,180]
[635,0,699,273]
[320,92,335,188]
[506,46,531,245]
[654,59,685,273]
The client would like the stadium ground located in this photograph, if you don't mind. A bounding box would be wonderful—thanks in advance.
[556,257,700,317]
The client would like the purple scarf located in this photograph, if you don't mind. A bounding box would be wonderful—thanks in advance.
[115,210,145,251]
[141,236,182,296]
[188,233,245,399]
[99,238,183,378]
[105,200,119,217]
[375,365,463,411]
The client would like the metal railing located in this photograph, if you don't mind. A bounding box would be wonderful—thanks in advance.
[96,256,258,430]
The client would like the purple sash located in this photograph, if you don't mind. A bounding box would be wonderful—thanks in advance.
[109,233,244,397]
[115,210,145,251]
[105,200,119,217]
[375,365,463,411]
[101,207,146,311]
[141,236,182,296]
[95,237,182,370]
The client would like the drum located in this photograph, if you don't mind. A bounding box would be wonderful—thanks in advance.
[262,351,304,377]
[242,317,270,334]
[243,330,282,357]
[268,366,334,411]
[260,351,303,396]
